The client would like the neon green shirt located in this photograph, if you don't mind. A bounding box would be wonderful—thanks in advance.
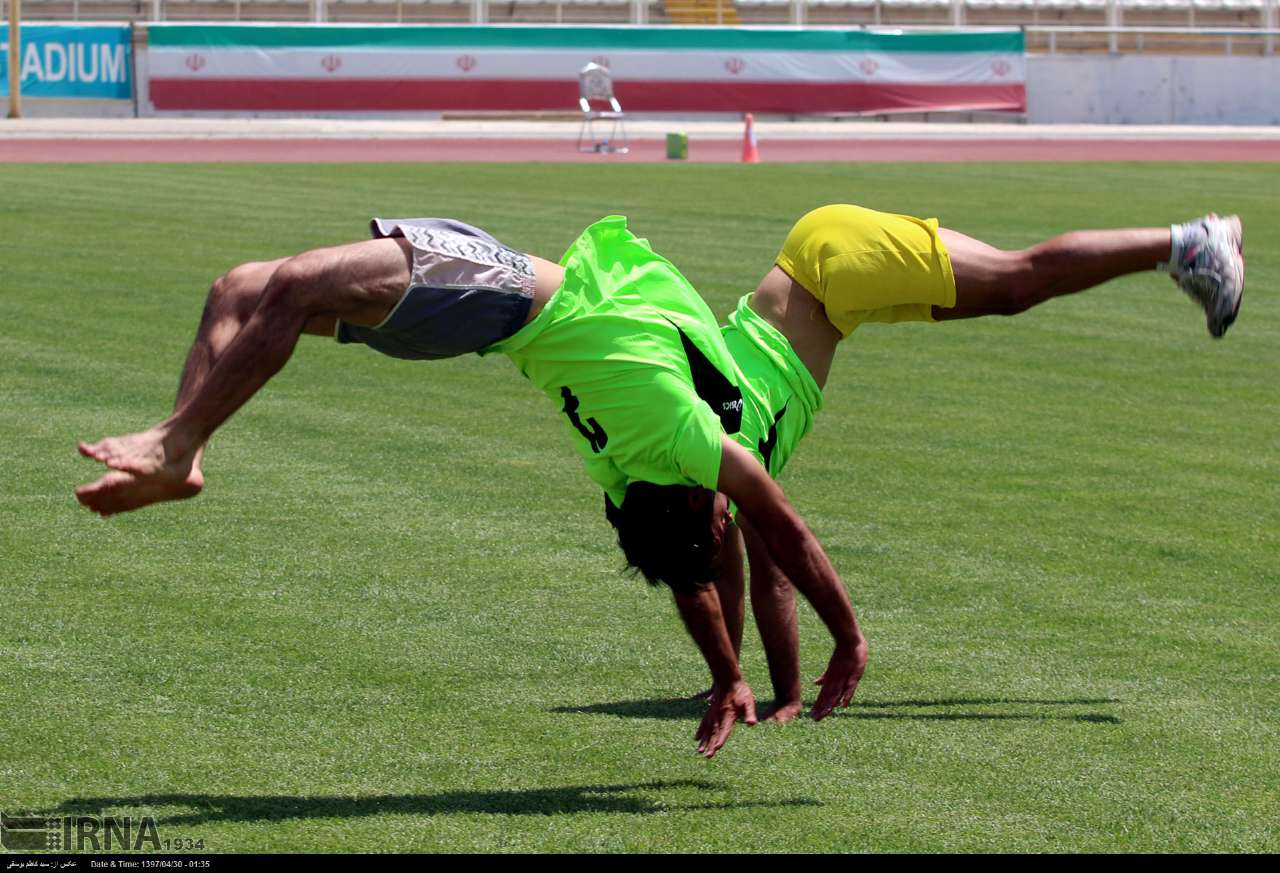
[487,216,822,505]
[721,295,823,479]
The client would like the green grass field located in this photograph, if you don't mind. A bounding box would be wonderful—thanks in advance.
[2,162,1277,853]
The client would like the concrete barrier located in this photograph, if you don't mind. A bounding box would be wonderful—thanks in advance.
[1028,55,1280,125]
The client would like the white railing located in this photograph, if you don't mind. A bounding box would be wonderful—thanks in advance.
[13,0,1280,43]
[1030,24,1279,53]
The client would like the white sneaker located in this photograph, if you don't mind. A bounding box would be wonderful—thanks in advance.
[1165,215,1245,338]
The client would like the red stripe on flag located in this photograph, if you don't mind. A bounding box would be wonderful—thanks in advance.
[149,78,1026,114]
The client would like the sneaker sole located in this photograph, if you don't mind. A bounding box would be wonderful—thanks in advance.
[1210,215,1245,338]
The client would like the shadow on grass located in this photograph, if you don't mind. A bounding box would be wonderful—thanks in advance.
[860,697,1120,708]
[844,696,1122,724]
[48,781,820,825]
[838,712,1121,724]
[551,698,708,720]
[555,696,1121,724]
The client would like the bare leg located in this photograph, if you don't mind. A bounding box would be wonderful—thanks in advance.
[740,517,803,723]
[76,259,295,515]
[934,226,1171,320]
[76,239,412,515]
[164,258,304,483]
[176,259,288,433]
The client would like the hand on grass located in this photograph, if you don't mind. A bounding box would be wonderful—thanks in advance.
[758,699,804,723]
[695,680,757,758]
[812,636,868,721]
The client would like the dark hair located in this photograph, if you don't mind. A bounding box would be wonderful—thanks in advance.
[604,482,717,597]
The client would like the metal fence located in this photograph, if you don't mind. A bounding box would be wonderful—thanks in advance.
[8,0,1279,55]
[1032,24,1277,52]
[11,0,1278,30]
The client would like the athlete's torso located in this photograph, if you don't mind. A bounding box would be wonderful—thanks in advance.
[487,217,821,504]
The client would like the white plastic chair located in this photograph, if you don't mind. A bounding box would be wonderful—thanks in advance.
[576,62,629,155]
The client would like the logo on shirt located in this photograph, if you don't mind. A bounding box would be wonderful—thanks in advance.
[665,319,743,434]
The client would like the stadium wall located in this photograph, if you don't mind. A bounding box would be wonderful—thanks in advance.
[9,23,1279,124]
[1027,56,1280,125]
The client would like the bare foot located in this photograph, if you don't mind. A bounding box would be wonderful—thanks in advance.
[79,423,186,477]
[759,700,804,723]
[75,466,204,516]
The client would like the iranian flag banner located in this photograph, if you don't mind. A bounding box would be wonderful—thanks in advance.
[147,24,1025,115]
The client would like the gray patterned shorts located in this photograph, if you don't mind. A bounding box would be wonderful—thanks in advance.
[335,217,537,360]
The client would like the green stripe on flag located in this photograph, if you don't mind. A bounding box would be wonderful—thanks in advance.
[148,25,1023,54]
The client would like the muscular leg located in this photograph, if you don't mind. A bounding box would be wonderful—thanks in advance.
[176,259,287,423]
[76,238,413,515]
[935,226,1171,320]
[172,258,341,471]
[75,259,290,514]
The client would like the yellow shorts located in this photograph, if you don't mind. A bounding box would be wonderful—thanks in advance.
[774,204,957,337]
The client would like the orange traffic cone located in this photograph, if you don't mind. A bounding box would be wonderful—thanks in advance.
[741,112,760,164]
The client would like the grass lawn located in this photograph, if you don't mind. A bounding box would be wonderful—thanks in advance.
[1,161,1276,852]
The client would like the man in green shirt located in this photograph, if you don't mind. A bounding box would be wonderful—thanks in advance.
[605,204,1242,752]
[75,206,1243,758]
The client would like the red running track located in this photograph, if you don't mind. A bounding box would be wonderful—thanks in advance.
[1,136,1278,163]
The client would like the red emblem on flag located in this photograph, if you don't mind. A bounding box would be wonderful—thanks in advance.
[991,59,1012,77]
[321,55,342,74]
[184,54,207,73]
[859,59,879,77]
[724,57,746,76]
[456,55,478,73]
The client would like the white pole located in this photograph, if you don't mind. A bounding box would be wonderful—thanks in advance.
[1107,0,1120,54]
[951,0,964,26]
[472,0,487,25]
[791,0,805,27]
[313,0,326,23]
[630,0,647,26]
[1266,0,1277,56]
[152,0,161,22]
[6,0,20,119]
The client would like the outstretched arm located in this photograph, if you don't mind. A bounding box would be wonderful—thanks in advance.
[672,585,758,758]
[717,437,868,719]
[737,514,804,722]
